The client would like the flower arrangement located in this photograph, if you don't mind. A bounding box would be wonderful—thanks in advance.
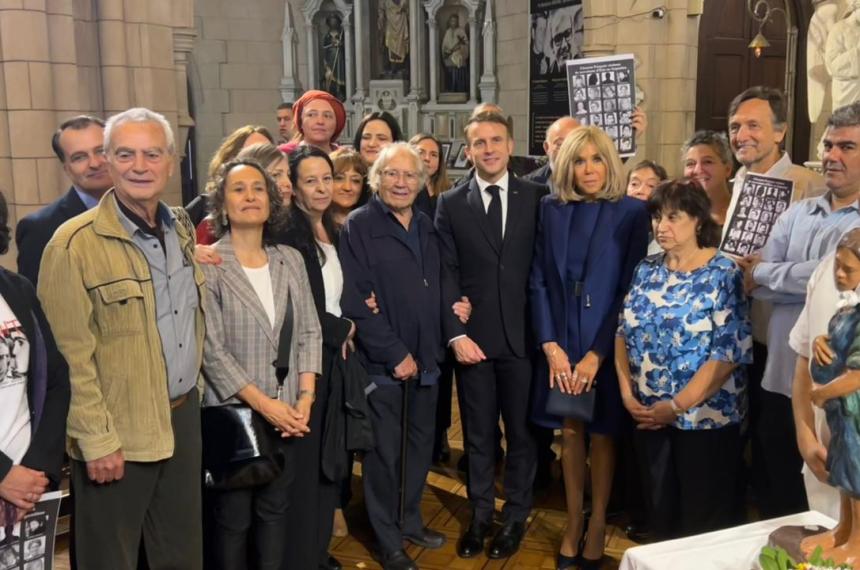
[759,546,854,570]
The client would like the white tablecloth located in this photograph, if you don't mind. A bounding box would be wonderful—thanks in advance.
[619,511,837,570]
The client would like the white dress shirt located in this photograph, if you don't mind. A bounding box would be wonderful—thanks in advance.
[475,171,510,237]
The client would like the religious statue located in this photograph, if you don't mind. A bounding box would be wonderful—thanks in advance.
[801,230,860,566]
[321,14,346,101]
[825,0,860,111]
[441,13,469,93]
[807,1,840,123]
[377,0,409,78]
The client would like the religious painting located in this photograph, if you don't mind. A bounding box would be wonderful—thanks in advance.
[438,5,470,97]
[317,10,347,101]
[373,0,410,80]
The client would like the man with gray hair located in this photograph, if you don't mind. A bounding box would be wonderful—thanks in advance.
[743,100,860,519]
[37,107,205,569]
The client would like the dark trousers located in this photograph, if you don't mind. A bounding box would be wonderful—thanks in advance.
[208,440,296,570]
[458,354,536,524]
[72,391,202,570]
[363,381,438,554]
[284,371,336,569]
[433,353,455,452]
[752,388,809,518]
[634,424,741,539]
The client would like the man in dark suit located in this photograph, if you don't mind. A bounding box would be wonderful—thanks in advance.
[15,116,110,287]
[524,116,581,186]
[436,111,548,560]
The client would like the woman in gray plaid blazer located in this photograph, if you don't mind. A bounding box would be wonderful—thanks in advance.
[200,158,322,570]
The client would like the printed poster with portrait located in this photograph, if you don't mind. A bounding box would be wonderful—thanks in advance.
[528,0,584,156]
[720,173,793,257]
[566,53,637,157]
[0,491,62,570]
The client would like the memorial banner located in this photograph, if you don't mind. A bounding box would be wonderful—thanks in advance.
[0,491,63,570]
[566,53,637,157]
[528,0,584,156]
[721,173,793,257]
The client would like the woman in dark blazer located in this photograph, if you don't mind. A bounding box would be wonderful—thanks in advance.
[339,142,444,570]
[529,126,649,569]
[0,190,69,529]
[279,146,354,570]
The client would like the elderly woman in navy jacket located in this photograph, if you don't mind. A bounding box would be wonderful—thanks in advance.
[530,126,649,569]
[339,142,444,570]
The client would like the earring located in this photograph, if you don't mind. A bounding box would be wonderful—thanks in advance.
[221,210,228,226]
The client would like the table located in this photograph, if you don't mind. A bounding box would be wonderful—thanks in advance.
[619,511,837,570]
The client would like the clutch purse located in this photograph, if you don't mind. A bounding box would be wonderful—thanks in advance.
[201,405,283,490]
[202,292,294,491]
[545,384,596,423]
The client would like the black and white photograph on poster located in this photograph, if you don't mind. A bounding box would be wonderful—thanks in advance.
[566,53,637,157]
[0,491,62,570]
[720,173,793,257]
[528,0,583,156]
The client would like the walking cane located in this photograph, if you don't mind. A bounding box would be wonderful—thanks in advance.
[399,376,411,528]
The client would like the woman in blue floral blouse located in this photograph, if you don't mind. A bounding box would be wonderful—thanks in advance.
[616,178,753,539]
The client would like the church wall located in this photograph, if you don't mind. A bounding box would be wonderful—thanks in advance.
[0,0,195,269]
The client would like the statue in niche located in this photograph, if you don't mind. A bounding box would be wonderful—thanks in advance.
[441,13,469,93]
[377,0,409,79]
[807,1,840,123]
[321,13,347,101]
[825,0,860,111]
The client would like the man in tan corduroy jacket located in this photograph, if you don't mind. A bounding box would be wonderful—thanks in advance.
[38,108,205,570]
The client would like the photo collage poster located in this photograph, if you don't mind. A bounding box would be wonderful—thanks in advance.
[527,0,584,156]
[566,53,637,157]
[0,491,62,570]
[720,173,793,257]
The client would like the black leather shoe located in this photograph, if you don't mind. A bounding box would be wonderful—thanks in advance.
[556,552,579,570]
[404,527,446,549]
[457,520,491,558]
[488,521,525,559]
[381,549,417,570]
[319,554,342,570]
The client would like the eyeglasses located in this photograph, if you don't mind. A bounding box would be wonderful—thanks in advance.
[382,169,419,184]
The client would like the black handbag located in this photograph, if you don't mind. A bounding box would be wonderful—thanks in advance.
[202,293,294,491]
[545,384,596,423]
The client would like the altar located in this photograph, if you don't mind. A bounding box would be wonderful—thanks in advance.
[619,511,837,570]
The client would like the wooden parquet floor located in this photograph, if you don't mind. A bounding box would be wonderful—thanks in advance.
[53,387,637,569]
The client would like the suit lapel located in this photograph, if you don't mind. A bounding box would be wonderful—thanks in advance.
[61,188,88,217]
[502,179,524,250]
[268,246,288,341]
[466,178,500,254]
[216,236,278,348]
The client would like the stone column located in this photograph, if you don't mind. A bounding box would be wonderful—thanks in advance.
[468,10,479,104]
[339,5,355,101]
[305,13,318,92]
[353,0,367,101]
[173,27,197,161]
[408,0,421,98]
[97,0,132,113]
[280,1,302,101]
[426,17,439,104]
[479,0,498,103]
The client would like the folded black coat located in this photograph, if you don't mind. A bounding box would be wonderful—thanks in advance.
[321,350,374,482]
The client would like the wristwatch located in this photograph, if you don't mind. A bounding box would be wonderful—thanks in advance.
[670,398,685,416]
[297,389,316,402]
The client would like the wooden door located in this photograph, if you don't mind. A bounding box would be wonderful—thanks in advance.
[695,0,788,133]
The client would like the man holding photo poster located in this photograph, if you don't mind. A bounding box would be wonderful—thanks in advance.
[739,99,860,520]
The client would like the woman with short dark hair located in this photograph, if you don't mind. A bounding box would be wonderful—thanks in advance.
[353,111,403,167]
[617,178,752,539]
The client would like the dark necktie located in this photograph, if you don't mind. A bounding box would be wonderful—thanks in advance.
[486,185,502,245]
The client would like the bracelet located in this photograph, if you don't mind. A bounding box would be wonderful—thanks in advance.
[297,389,316,402]
[670,398,684,416]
